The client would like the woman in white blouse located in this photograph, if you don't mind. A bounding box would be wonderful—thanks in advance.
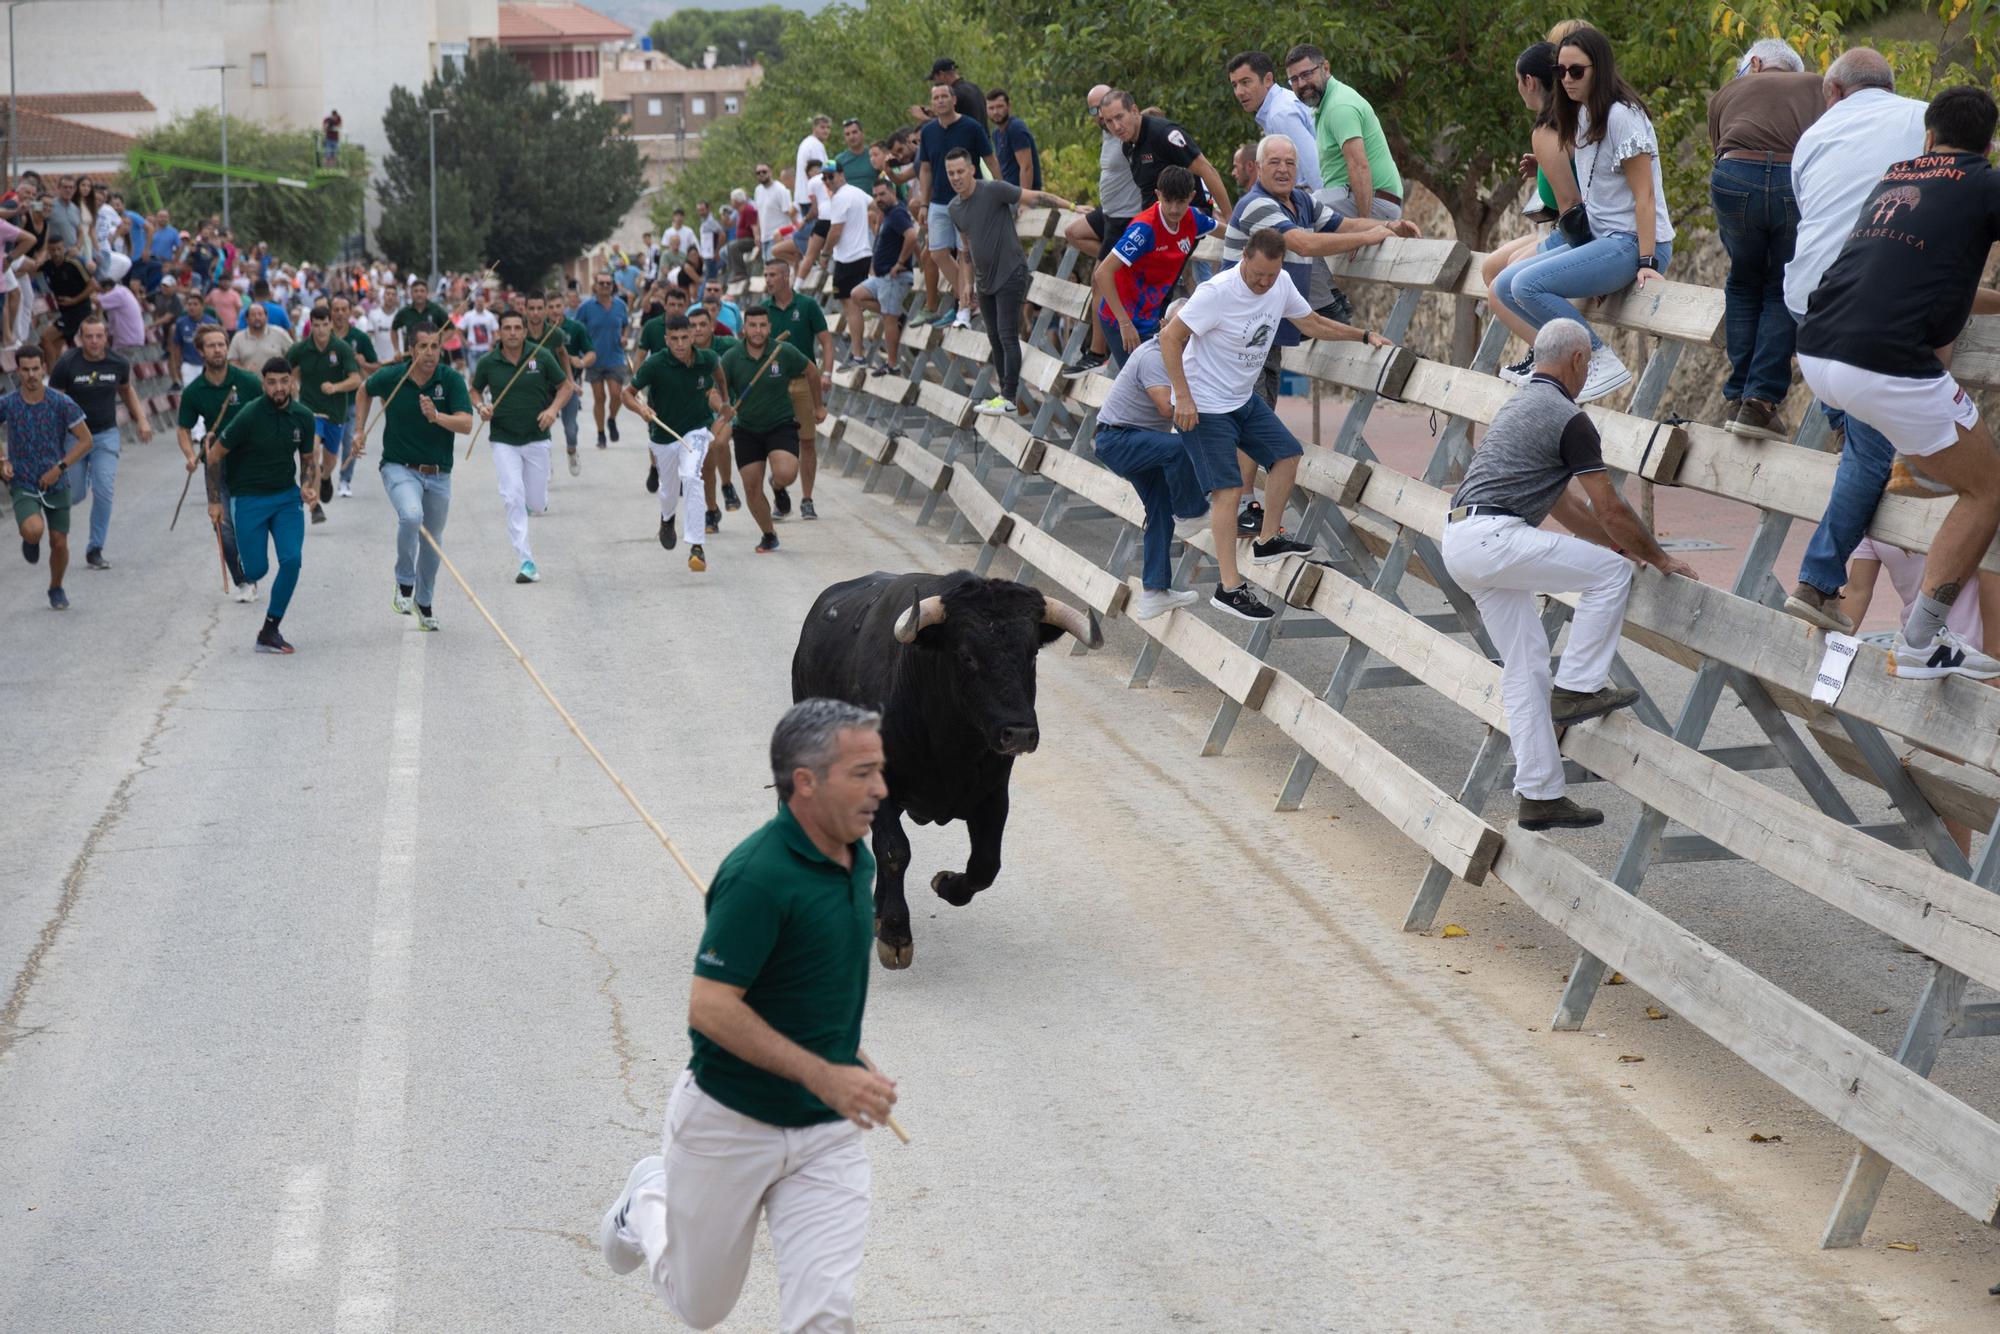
[1490,26,1674,402]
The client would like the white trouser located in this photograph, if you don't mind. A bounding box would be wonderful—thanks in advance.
[491,439,550,562]
[630,1069,870,1333]
[179,362,201,387]
[652,429,709,538]
[1441,515,1632,800]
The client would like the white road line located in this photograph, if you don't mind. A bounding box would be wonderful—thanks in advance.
[270,1163,328,1278]
[333,631,426,1332]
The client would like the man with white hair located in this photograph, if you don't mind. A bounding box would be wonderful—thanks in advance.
[1441,318,1695,831]
[1706,37,1825,442]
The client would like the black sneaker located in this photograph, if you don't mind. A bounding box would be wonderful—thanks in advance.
[1062,351,1107,376]
[48,586,68,610]
[1211,581,1273,621]
[722,482,741,511]
[800,497,817,520]
[256,622,295,655]
[1251,533,1314,565]
[319,476,333,504]
[608,418,620,443]
[756,531,780,553]
[772,486,792,518]
[645,463,659,493]
[687,543,707,572]
[85,547,109,569]
[704,507,721,534]
[1498,354,1535,386]
[1518,795,1603,830]
[310,504,326,525]
[21,538,39,565]
[596,430,607,449]
[1236,501,1264,538]
[1326,285,1354,325]
[659,515,677,550]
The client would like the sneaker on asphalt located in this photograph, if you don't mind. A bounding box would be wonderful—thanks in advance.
[1577,345,1631,403]
[704,507,721,534]
[1549,683,1640,724]
[645,463,659,493]
[47,586,68,610]
[516,560,540,584]
[1727,397,1791,442]
[721,482,741,511]
[600,1156,661,1277]
[608,418,620,443]
[756,531,780,553]
[1497,354,1534,386]
[416,607,440,632]
[1236,501,1265,538]
[21,538,37,564]
[1889,626,2000,680]
[255,624,295,655]
[1517,795,1603,830]
[973,395,1010,416]
[1062,351,1107,376]
[1251,533,1315,565]
[595,430,608,449]
[772,486,792,518]
[85,547,109,569]
[1211,581,1274,621]
[568,451,581,477]
[659,515,677,550]
[800,498,817,520]
[233,581,258,604]
[1782,582,1853,634]
[337,481,353,498]
[392,588,414,615]
[1134,587,1200,619]
[310,504,326,525]
[319,476,333,504]
[688,543,707,572]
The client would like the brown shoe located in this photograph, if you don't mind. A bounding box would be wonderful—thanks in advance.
[1550,683,1639,724]
[1782,582,1854,633]
[1728,397,1791,442]
[1518,795,1604,830]
[1721,399,1741,428]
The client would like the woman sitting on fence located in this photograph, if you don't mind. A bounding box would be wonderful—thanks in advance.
[1485,40,1581,385]
[1489,26,1673,404]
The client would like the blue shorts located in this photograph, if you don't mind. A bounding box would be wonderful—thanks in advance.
[1181,394,1303,493]
[926,202,958,252]
[315,417,349,454]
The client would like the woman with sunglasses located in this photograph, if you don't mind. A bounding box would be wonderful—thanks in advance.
[1485,41,1581,381]
[1489,26,1673,402]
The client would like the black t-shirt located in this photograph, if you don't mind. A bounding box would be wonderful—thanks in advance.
[1797,151,2000,378]
[950,78,986,127]
[46,257,91,319]
[48,349,129,432]
[1123,115,1208,210]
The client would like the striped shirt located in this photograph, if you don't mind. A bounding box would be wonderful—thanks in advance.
[1221,183,1343,345]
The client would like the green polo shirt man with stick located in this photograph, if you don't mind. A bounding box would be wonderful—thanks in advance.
[470,309,572,583]
[286,305,362,522]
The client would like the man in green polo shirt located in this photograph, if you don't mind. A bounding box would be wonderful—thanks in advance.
[631,284,693,371]
[624,314,723,572]
[536,286,593,476]
[176,323,261,600]
[1284,43,1404,221]
[600,697,895,1332]
[472,309,572,584]
[351,324,474,630]
[286,304,362,523]
[329,295,379,495]
[390,279,454,357]
[688,304,740,533]
[719,306,823,553]
[207,356,317,655]
[760,260,832,520]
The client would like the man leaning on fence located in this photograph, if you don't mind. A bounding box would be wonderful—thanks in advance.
[1441,319,1696,833]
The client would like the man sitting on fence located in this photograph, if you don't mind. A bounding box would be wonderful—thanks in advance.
[1440,318,1696,832]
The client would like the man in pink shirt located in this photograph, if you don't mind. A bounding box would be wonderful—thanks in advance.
[96,278,146,352]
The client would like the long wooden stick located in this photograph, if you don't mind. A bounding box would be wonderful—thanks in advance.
[415,524,910,1145]
[210,517,231,595]
[172,385,239,531]
[462,347,541,460]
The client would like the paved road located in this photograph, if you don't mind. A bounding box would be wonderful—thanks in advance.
[1,422,1992,1331]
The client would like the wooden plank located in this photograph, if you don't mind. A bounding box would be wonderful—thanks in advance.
[1005,520,1129,615]
[1948,313,2000,393]
[1064,369,1115,411]
[1807,715,2000,832]
[1125,578,1275,708]
[1454,259,1725,348]
[946,467,1010,542]
[936,326,989,363]
[1493,830,2000,1230]
[1015,206,1058,242]
[1035,441,1146,527]
[1259,672,1502,884]
[902,323,937,354]
[1325,238,1471,291]
[894,438,953,492]
[833,366,868,391]
[1028,270,1091,321]
[863,374,917,406]
[916,380,977,429]
[1278,341,1415,400]
[1297,449,1372,509]
[840,419,896,466]
[975,414,1045,472]
[1019,344,1072,395]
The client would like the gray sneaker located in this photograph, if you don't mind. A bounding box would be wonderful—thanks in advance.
[1782,582,1854,634]
[1518,795,1604,830]
[1549,683,1639,724]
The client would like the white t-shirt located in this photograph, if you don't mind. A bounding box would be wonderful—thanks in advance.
[825,184,873,264]
[795,133,830,197]
[664,224,696,256]
[804,176,831,224]
[1175,266,1312,412]
[461,308,498,352]
[1573,101,1675,246]
[363,307,394,339]
[753,181,795,241]
[698,216,724,259]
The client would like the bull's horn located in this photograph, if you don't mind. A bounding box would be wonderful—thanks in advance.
[1042,596,1102,650]
[893,594,948,644]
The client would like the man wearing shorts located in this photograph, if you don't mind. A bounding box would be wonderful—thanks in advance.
[624,313,721,573]
[913,81,999,329]
[285,304,361,524]
[1062,85,1146,374]
[819,160,875,303]
[762,260,832,518]
[720,306,822,553]
[846,179,917,369]
[1159,229,1390,620]
[1795,85,2000,681]
[0,344,93,609]
[208,356,317,655]
[472,309,571,584]
[577,271,630,449]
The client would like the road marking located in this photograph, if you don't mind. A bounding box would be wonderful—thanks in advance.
[270,1163,328,1277]
[333,631,425,1332]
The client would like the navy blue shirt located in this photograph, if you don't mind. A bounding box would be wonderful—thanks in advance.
[993,117,1040,190]
[173,312,203,367]
[918,115,994,195]
[872,203,914,276]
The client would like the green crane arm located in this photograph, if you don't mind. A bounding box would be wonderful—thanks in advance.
[125,149,347,212]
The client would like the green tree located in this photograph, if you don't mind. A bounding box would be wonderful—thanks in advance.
[649,6,789,67]
[1714,0,1998,98]
[377,47,643,290]
[124,109,365,260]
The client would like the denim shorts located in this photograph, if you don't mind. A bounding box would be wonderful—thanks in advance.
[926,202,958,252]
[1181,394,1303,493]
[859,271,912,318]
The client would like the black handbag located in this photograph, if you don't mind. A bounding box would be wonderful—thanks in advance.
[1554,126,1604,248]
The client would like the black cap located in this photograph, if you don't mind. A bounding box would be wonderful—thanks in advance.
[929,57,957,77]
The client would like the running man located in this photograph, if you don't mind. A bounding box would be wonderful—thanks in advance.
[0,344,93,609]
[286,303,362,524]
[177,323,261,601]
[720,306,823,553]
[599,697,897,1332]
[760,260,831,519]
[577,271,629,449]
[351,324,474,631]
[207,356,317,655]
[633,284,693,368]
[528,288,588,478]
[624,313,722,572]
[390,278,451,357]
[50,313,150,569]
[471,308,572,584]
[688,305,740,530]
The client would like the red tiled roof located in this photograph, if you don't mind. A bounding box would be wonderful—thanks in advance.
[14,91,156,115]
[3,107,134,161]
[497,2,633,44]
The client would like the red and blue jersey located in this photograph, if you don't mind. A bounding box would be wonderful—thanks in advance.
[1099,203,1217,338]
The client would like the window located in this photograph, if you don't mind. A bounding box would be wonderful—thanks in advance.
[724,96,739,115]
[438,42,468,76]
[691,97,706,116]
[250,53,268,88]
[647,97,662,117]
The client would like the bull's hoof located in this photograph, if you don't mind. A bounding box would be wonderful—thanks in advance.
[875,937,914,969]
[931,870,980,907]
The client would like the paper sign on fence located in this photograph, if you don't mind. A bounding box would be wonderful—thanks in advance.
[1811,632,1861,705]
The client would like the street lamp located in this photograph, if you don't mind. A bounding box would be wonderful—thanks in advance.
[6,0,53,183]
[427,106,446,289]
[193,62,241,230]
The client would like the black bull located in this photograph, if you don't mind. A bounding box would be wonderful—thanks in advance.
[791,571,1101,968]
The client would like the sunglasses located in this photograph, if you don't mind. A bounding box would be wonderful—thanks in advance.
[1559,63,1592,79]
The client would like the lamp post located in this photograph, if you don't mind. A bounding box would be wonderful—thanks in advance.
[427,107,446,289]
[192,62,240,230]
[6,0,52,183]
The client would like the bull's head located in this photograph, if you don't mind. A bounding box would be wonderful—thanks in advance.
[892,582,1101,756]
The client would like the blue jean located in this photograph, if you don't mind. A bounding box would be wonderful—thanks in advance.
[232,489,304,617]
[1797,405,1896,597]
[1491,232,1673,351]
[1710,159,1798,404]
[381,463,452,607]
[1099,314,1159,371]
[1094,423,1207,589]
[560,384,581,451]
[67,426,120,552]
[1181,394,1303,493]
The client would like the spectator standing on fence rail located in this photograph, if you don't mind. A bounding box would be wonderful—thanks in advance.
[1794,85,2000,682]
[1441,319,1696,831]
[1061,85,1146,375]
[1093,165,1215,372]
[1159,229,1390,622]
[915,82,999,332]
[946,147,1075,417]
[1284,44,1403,221]
[845,179,917,371]
[1707,38,1824,441]
[1778,47,1928,636]
[1227,51,1322,191]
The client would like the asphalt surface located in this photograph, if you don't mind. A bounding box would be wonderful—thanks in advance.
[2,408,1997,1332]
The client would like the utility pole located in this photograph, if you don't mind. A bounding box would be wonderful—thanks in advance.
[193,62,240,230]
[427,107,446,288]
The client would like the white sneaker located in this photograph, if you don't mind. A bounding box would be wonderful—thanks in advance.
[1889,626,2000,680]
[1173,514,1212,541]
[392,590,413,615]
[336,481,353,498]
[1496,354,1534,386]
[1134,587,1199,620]
[972,395,1011,416]
[1577,345,1631,403]
[232,581,257,604]
[952,308,973,329]
[599,1156,661,1276]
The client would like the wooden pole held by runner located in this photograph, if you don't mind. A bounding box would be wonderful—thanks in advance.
[172,385,239,531]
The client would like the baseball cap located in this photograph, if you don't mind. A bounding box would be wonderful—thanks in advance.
[929,57,957,77]
[821,159,840,175]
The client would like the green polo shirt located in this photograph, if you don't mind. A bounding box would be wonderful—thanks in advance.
[631,346,719,442]
[690,803,874,1127]
[391,300,452,349]
[523,319,567,371]
[721,340,810,432]
[470,346,566,445]
[763,293,828,361]
[637,314,683,360]
[286,333,361,422]
[700,334,739,361]
[177,365,261,436]
[366,361,471,470]
[835,147,877,192]
[340,324,379,368]
[1315,77,1402,200]
[218,393,315,496]
[562,315,592,368]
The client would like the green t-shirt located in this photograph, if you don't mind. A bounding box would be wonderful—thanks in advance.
[721,340,811,432]
[835,147,878,192]
[1315,78,1402,200]
[638,314,677,360]
[631,347,719,442]
[562,315,591,363]
[689,804,874,1127]
[701,335,739,361]
[523,319,568,372]
[390,301,452,349]
[286,334,361,422]
[764,294,828,361]
[218,394,315,497]
[341,324,379,368]
[365,362,471,471]
[470,347,566,446]
[177,365,262,436]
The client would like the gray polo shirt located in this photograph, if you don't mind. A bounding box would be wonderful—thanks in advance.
[1096,339,1174,431]
[1449,375,1605,526]
[1098,131,1143,218]
[948,179,1027,296]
